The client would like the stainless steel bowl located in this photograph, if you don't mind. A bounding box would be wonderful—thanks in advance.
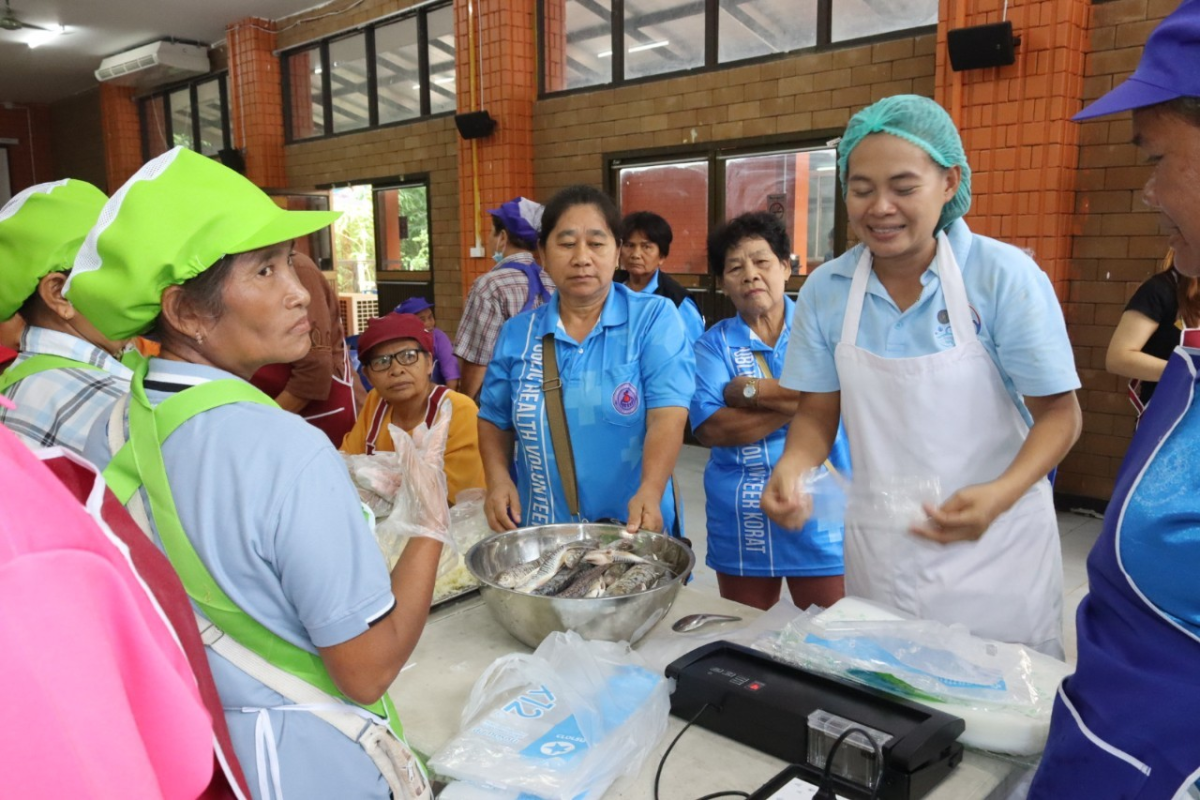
[465,523,695,648]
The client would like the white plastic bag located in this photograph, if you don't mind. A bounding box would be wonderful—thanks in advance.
[430,631,670,800]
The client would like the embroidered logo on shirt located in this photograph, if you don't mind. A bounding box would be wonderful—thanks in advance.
[612,382,639,415]
[935,305,982,347]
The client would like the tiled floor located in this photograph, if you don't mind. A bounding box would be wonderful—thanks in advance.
[674,444,1105,664]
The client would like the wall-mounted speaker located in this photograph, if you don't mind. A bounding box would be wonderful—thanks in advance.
[217,147,245,174]
[947,21,1019,71]
[455,110,497,140]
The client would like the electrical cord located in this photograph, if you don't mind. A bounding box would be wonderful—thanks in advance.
[813,725,885,800]
[653,703,750,800]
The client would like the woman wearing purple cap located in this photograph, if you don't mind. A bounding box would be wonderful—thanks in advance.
[1032,2,1200,796]
[395,296,459,390]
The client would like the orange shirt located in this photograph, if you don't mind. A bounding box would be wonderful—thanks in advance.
[341,388,486,505]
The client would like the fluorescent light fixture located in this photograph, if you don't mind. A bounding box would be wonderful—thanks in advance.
[314,65,323,74]
[597,50,612,58]
[411,83,422,90]
[628,39,669,53]
[434,75,455,84]
[27,25,65,49]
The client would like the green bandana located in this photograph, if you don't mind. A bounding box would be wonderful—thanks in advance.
[65,147,340,339]
[0,179,107,320]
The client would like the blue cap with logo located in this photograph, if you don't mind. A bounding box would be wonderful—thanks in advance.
[487,197,543,244]
[1075,0,1200,120]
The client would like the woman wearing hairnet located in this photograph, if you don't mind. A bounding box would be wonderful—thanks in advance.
[761,95,1081,657]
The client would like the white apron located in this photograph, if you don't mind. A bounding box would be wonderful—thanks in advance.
[835,232,1063,657]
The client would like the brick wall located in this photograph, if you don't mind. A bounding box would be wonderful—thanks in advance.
[284,117,464,327]
[97,84,141,193]
[1061,0,1180,501]
[532,35,937,203]
[0,103,54,196]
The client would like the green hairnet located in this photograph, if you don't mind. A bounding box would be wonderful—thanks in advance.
[837,95,972,232]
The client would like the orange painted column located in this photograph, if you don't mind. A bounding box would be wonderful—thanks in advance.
[935,0,1090,295]
[792,153,811,274]
[98,84,143,193]
[226,17,287,189]
[455,0,538,297]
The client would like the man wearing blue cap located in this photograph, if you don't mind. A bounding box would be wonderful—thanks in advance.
[453,197,553,400]
[1031,2,1200,796]
[395,295,459,390]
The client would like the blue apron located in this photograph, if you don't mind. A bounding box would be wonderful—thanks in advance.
[1029,345,1200,798]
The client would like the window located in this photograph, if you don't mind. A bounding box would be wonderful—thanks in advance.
[832,0,937,43]
[611,139,841,323]
[140,74,231,160]
[542,0,936,93]
[283,1,456,142]
[375,183,431,272]
[615,160,709,274]
[622,0,705,81]
[719,0,818,64]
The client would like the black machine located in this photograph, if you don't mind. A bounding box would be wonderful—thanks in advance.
[665,642,965,800]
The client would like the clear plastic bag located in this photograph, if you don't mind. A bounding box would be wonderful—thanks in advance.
[430,631,670,800]
[342,402,453,568]
[755,601,1045,713]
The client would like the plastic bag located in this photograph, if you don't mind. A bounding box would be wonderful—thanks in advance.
[754,600,1045,713]
[430,630,670,800]
[342,402,453,568]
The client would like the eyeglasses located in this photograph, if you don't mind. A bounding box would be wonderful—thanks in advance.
[366,347,424,373]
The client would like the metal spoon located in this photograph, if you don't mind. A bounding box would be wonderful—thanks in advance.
[671,613,743,633]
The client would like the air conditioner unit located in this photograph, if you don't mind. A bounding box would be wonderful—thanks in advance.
[95,41,210,87]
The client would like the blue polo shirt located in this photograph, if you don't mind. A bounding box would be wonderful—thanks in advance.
[691,297,850,577]
[637,270,707,344]
[479,282,695,532]
[85,359,395,800]
[780,219,1080,425]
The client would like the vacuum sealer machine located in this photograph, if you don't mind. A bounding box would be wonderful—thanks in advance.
[665,642,965,800]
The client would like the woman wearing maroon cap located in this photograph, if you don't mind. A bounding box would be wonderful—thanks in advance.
[341,313,485,505]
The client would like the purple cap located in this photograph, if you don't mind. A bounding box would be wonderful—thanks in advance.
[1075,0,1200,120]
[487,197,543,244]
[395,296,433,315]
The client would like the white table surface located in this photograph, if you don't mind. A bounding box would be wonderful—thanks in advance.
[388,587,1022,800]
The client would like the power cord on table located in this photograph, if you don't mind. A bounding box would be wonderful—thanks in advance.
[814,725,884,800]
[653,703,750,800]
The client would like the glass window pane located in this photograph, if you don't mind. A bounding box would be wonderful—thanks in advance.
[333,185,376,293]
[142,95,169,158]
[617,161,710,275]
[832,0,937,43]
[426,5,456,115]
[169,89,193,150]
[623,0,704,81]
[376,185,431,271]
[330,33,370,133]
[195,79,224,156]
[287,47,323,139]
[545,0,612,92]
[719,0,817,64]
[724,147,837,275]
[271,193,334,270]
[376,17,421,124]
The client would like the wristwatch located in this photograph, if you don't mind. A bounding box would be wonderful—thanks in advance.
[742,377,759,406]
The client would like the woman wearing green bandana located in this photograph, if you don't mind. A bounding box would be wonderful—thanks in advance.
[0,179,133,454]
[71,147,438,800]
[759,96,1082,657]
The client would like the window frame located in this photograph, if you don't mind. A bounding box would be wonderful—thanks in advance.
[139,72,232,161]
[538,0,936,97]
[605,129,849,322]
[281,0,455,144]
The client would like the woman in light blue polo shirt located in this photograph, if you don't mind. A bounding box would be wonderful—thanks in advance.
[761,96,1081,657]
[691,211,850,610]
[478,185,695,535]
